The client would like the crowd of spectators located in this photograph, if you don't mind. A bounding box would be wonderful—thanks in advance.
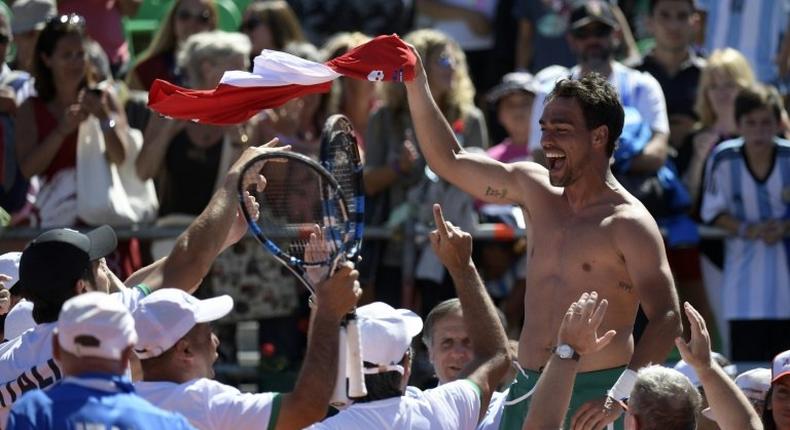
[0,1,788,428]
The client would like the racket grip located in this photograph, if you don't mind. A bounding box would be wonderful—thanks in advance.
[330,325,349,408]
[346,315,367,398]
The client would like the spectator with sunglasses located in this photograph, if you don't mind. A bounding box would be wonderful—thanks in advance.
[58,0,142,78]
[126,0,217,92]
[239,0,305,68]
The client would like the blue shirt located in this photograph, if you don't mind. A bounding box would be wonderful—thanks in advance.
[6,372,194,430]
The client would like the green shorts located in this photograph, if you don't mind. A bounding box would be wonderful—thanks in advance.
[498,365,626,430]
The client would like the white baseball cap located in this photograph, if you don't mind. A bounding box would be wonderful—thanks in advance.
[357,302,423,374]
[702,367,771,421]
[0,251,21,292]
[56,292,137,360]
[4,299,35,340]
[132,289,233,359]
[673,352,737,387]
[773,350,790,383]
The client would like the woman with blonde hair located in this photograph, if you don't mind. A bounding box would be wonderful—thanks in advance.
[682,48,755,201]
[362,29,488,310]
[126,0,218,91]
[240,0,304,62]
[321,32,377,152]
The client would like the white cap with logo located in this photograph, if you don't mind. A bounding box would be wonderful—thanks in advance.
[773,350,790,383]
[357,302,423,375]
[57,292,137,360]
[132,289,233,359]
[0,252,21,288]
[702,367,771,421]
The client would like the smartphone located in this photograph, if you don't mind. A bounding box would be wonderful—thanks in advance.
[87,87,103,96]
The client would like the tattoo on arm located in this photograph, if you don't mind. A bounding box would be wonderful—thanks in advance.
[485,186,508,199]
[618,281,634,293]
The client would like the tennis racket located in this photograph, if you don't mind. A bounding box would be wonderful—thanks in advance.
[320,114,367,404]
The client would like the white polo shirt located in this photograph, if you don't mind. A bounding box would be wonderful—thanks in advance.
[307,379,481,430]
[0,286,147,428]
[135,378,281,430]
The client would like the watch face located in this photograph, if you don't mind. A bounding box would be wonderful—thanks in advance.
[557,344,573,358]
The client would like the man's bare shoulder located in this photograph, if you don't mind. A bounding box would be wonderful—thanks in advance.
[607,196,663,248]
[509,161,552,189]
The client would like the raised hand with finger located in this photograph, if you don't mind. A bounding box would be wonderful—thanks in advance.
[429,203,473,273]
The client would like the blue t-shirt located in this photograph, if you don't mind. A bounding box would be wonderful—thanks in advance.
[6,372,194,430]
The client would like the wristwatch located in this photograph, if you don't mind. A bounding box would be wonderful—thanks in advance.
[554,344,580,361]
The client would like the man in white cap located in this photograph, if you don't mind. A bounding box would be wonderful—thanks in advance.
[5,292,194,429]
[308,204,507,429]
[0,141,288,426]
[132,262,361,430]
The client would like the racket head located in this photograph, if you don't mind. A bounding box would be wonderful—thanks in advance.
[320,114,364,261]
[237,151,352,292]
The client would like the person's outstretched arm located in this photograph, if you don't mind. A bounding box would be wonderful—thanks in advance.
[275,264,362,430]
[128,139,291,293]
[676,302,762,430]
[403,48,546,207]
[430,204,510,421]
[523,292,616,430]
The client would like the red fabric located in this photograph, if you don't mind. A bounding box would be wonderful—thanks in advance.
[148,34,416,125]
[32,97,77,181]
[148,81,333,125]
[325,34,416,82]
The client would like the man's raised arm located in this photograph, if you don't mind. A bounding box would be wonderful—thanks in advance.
[430,204,510,421]
[403,48,544,206]
[128,139,290,293]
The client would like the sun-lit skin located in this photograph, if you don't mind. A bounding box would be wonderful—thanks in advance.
[539,97,602,188]
[428,312,473,384]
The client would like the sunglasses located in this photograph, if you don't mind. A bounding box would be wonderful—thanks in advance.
[176,8,212,24]
[241,17,261,32]
[572,24,613,39]
[47,14,86,29]
[435,53,455,69]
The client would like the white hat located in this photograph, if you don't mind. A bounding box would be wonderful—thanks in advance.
[357,302,423,374]
[0,252,21,291]
[673,352,736,387]
[10,0,56,34]
[56,292,137,360]
[702,367,771,421]
[132,289,233,359]
[773,350,790,383]
[4,299,35,340]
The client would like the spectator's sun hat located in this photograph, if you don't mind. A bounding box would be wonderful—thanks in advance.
[11,0,56,35]
[132,289,233,359]
[486,72,539,106]
[357,302,423,375]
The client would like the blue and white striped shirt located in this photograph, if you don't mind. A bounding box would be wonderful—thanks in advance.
[701,138,790,320]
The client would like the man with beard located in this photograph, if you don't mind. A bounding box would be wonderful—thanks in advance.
[402,15,681,429]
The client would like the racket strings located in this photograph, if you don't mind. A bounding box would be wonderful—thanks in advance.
[243,157,348,266]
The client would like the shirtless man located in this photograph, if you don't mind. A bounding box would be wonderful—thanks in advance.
[404,50,682,430]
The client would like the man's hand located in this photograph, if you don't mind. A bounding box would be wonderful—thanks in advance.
[429,203,472,273]
[305,225,332,285]
[223,188,260,250]
[404,44,428,87]
[675,301,713,371]
[313,262,361,322]
[558,292,617,356]
[227,137,291,181]
[0,274,13,315]
[571,395,625,430]
[758,220,785,245]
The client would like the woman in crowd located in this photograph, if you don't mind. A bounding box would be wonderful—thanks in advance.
[681,48,756,203]
[321,32,378,154]
[240,0,304,66]
[126,0,217,91]
[135,30,251,218]
[363,29,487,311]
[15,14,130,227]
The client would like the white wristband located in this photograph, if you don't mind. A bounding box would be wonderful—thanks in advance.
[607,369,638,401]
